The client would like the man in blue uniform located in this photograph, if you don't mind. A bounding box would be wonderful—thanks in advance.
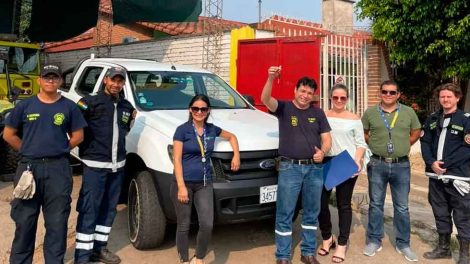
[261,66,332,264]
[74,66,136,264]
[421,83,470,264]
[3,64,86,264]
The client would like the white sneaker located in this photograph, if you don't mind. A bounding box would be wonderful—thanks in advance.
[396,246,418,262]
[363,243,383,256]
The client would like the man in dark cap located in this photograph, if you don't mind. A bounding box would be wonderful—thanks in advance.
[4,64,87,263]
[74,66,136,264]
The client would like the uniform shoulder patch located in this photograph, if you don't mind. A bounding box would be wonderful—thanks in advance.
[77,99,88,110]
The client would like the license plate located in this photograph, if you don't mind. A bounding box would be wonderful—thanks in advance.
[260,185,277,204]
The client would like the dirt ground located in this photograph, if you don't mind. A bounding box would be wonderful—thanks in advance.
[0,153,455,264]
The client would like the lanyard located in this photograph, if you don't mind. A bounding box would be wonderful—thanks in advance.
[193,123,208,186]
[378,104,400,141]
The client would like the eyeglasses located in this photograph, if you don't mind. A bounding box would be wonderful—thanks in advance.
[42,76,61,82]
[381,90,398,96]
[331,96,347,102]
[190,106,209,113]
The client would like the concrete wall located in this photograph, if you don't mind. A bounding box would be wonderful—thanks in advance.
[46,29,275,83]
[46,33,231,81]
[322,0,354,35]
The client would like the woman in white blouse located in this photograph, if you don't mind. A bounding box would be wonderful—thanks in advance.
[317,83,367,263]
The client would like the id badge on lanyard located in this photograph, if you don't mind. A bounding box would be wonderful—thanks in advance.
[378,105,399,154]
[193,124,208,186]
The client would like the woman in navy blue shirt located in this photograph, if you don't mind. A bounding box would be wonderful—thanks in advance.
[172,94,240,264]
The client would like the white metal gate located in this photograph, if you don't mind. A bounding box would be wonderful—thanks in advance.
[320,34,368,115]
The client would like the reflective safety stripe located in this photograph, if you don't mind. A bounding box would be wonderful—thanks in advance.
[301,225,317,230]
[425,172,470,182]
[94,233,109,242]
[111,103,119,172]
[76,232,94,241]
[275,230,292,236]
[95,225,111,233]
[76,242,94,250]
[82,159,126,171]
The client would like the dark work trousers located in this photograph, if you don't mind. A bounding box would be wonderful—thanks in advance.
[318,176,358,246]
[74,166,125,262]
[10,157,72,264]
[170,181,214,262]
[429,178,470,240]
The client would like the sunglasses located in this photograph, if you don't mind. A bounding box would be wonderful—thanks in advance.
[190,106,209,113]
[42,76,61,82]
[331,96,347,102]
[381,90,398,96]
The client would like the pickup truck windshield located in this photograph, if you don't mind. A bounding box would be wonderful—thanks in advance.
[129,71,249,110]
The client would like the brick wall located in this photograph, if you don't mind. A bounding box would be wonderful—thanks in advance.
[367,41,383,107]
[45,33,234,82]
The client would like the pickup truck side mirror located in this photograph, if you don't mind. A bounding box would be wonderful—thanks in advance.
[242,94,255,106]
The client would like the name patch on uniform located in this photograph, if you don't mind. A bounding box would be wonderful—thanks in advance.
[26,113,40,121]
[308,117,316,123]
[465,134,470,145]
[53,113,65,126]
[430,122,437,130]
[77,100,88,110]
[451,124,464,131]
[291,116,298,127]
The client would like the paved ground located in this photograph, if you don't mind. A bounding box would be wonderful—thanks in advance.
[0,149,459,263]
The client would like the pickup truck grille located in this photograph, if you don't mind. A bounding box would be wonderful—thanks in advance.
[211,150,278,181]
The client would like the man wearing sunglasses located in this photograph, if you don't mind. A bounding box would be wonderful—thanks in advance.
[74,67,136,264]
[261,66,332,264]
[361,80,421,262]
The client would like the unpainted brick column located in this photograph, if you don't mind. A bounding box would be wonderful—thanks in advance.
[367,41,382,107]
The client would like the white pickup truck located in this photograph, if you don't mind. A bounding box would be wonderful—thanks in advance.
[60,57,281,249]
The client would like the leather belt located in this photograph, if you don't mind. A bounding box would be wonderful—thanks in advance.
[21,155,67,163]
[371,154,408,163]
[279,156,315,165]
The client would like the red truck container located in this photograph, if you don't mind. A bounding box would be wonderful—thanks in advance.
[236,37,321,111]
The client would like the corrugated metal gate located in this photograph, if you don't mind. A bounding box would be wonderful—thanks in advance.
[320,34,368,115]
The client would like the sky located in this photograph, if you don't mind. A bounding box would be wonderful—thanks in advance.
[222,0,370,28]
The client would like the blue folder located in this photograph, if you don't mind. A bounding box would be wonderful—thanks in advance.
[323,150,359,191]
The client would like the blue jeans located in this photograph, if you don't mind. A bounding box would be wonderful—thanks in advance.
[366,156,411,249]
[275,161,323,260]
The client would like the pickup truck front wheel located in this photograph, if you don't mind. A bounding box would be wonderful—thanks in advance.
[128,170,166,249]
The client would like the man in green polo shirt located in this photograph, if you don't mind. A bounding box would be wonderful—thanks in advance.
[361,80,421,262]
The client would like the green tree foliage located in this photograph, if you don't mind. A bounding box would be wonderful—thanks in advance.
[19,0,32,41]
[356,0,470,79]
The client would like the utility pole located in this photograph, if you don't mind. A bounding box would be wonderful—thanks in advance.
[258,0,262,24]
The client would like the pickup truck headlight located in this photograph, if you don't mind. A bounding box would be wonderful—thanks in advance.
[167,145,174,164]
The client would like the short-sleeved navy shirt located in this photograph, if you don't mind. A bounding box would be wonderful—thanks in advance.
[5,96,87,158]
[274,101,331,159]
[173,121,222,182]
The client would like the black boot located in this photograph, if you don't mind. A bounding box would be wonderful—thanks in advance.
[458,237,470,264]
[90,247,121,264]
[423,233,452,259]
